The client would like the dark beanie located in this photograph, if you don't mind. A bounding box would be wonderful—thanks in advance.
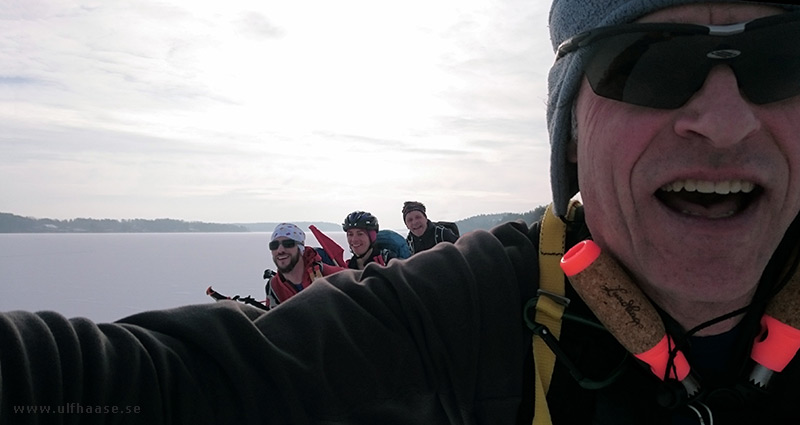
[402,201,427,220]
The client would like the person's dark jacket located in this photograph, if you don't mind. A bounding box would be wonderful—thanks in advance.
[346,246,395,270]
[406,219,459,254]
[2,211,800,424]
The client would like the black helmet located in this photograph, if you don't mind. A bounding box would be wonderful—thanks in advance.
[342,211,379,232]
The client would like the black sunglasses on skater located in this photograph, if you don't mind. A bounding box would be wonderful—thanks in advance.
[269,239,298,250]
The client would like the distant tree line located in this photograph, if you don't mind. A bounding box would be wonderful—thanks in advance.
[455,205,547,234]
[237,222,342,232]
[0,213,248,233]
[0,205,549,234]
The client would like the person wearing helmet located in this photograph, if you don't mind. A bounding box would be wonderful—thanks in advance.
[342,211,395,270]
[265,223,345,308]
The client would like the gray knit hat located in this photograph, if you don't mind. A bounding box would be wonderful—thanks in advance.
[546,0,800,217]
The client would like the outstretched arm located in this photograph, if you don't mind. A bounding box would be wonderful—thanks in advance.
[1,223,538,424]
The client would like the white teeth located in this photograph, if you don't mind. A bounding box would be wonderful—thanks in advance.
[660,179,755,194]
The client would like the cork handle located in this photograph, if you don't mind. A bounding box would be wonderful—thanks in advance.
[561,240,664,355]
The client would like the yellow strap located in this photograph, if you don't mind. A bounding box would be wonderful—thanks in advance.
[532,200,580,425]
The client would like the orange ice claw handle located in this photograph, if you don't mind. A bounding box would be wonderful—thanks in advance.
[560,240,666,354]
[561,240,695,387]
[560,239,602,277]
[751,314,800,373]
[748,261,800,385]
[635,335,691,381]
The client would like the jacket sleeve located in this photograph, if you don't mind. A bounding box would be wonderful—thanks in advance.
[0,223,539,425]
[444,227,460,243]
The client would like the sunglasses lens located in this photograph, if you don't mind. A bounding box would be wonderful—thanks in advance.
[740,60,800,104]
[583,17,800,108]
[269,239,297,250]
[736,23,800,104]
[585,32,707,108]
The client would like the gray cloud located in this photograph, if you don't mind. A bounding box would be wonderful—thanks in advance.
[236,11,284,39]
[1,0,556,226]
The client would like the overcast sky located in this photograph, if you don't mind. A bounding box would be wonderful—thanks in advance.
[2,0,556,230]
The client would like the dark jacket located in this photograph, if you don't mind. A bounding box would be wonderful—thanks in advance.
[2,213,800,424]
[407,220,459,254]
[346,246,395,270]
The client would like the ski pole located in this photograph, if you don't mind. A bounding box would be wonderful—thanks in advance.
[206,286,269,311]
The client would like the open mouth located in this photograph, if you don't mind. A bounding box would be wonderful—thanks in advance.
[656,179,761,219]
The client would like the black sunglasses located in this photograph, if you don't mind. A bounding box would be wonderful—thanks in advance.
[556,12,800,109]
[269,239,298,250]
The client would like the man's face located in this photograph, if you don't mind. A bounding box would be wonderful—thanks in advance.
[271,237,301,273]
[405,211,427,237]
[572,4,800,311]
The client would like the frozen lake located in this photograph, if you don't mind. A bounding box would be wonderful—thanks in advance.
[0,231,352,322]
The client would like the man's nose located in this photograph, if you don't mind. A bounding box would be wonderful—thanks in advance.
[673,65,761,148]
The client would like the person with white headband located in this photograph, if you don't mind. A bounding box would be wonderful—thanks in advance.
[3,1,800,424]
[264,223,345,309]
